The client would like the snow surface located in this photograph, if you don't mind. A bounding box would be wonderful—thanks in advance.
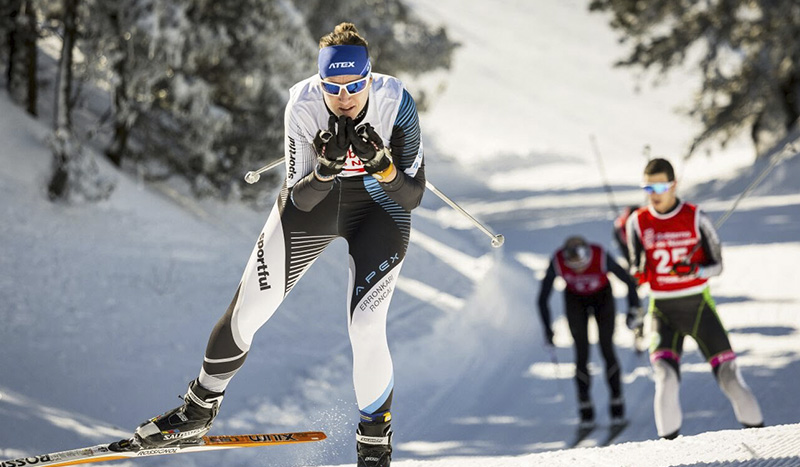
[2,1,800,466]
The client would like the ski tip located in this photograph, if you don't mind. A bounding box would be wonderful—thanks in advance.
[281,430,327,441]
[304,431,327,441]
[201,431,329,446]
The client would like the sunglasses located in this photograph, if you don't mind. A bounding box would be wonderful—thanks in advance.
[320,75,370,96]
[640,181,674,194]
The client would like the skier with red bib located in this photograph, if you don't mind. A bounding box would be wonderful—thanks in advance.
[537,236,641,434]
[625,158,763,439]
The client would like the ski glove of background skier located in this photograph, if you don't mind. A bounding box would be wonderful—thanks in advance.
[348,121,392,175]
[313,115,350,177]
[671,262,701,276]
[626,306,645,330]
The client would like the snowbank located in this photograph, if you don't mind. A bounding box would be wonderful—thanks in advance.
[380,424,800,467]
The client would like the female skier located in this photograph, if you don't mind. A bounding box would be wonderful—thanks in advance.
[133,22,425,467]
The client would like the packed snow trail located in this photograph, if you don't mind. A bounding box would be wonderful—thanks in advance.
[3,0,800,464]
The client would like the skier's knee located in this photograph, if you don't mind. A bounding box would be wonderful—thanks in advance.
[713,353,738,384]
[651,356,680,393]
[651,350,680,382]
[711,350,736,378]
[714,355,749,401]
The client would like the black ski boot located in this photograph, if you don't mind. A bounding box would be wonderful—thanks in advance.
[356,411,392,467]
[578,401,595,430]
[610,396,626,425]
[134,379,224,448]
[569,401,596,447]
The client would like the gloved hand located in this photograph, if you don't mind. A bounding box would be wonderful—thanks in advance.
[626,306,645,331]
[544,328,555,347]
[313,115,350,177]
[633,270,647,286]
[347,121,393,177]
[671,262,701,276]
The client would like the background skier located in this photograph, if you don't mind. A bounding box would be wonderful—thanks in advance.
[537,235,642,437]
[625,158,764,439]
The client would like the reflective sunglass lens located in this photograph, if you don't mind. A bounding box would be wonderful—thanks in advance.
[346,80,367,94]
[642,183,671,194]
[321,82,341,95]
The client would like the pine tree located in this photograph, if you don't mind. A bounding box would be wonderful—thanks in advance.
[48,0,113,202]
[164,0,318,199]
[77,0,161,167]
[79,0,317,200]
[65,0,455,201]
[589,0,800,158]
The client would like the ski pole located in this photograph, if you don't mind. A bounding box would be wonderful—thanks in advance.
[546,345,560,378]
[244,158,285,184]
[589,134,620,217]
[242,157,505,248]
[678,140,798,262]
[711,141,797,230]
[423,181,505,248]
[545,344,566,401]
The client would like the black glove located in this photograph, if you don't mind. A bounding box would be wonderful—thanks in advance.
[626,306,644,330]
[544,328,555,347]
[347,121,393,176]
[313,115,350,177]
[671,262,701,276]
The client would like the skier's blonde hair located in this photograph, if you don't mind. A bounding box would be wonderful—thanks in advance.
[319,22,369,50]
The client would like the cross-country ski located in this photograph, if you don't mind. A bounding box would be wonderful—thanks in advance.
[0,432,326,467]
[600,420,630,446]
[568,424,597,448]
[567,419,629,449]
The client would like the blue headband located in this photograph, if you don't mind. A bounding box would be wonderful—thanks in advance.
[318,45,371,78]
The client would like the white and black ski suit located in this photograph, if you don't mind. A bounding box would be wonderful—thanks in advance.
[197,73,425,419]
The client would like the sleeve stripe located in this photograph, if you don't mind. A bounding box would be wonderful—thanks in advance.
[393,90,421,170]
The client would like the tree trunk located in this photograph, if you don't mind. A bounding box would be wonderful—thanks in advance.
[6,0,37,116]
[21,0,36,116]
[48,0,79,200]
[105,118,130,166]
[779,72,800,133]
[6,0,22,96]
[105,10,131,167]
[54,0,77,132]
[17,0,39,116]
